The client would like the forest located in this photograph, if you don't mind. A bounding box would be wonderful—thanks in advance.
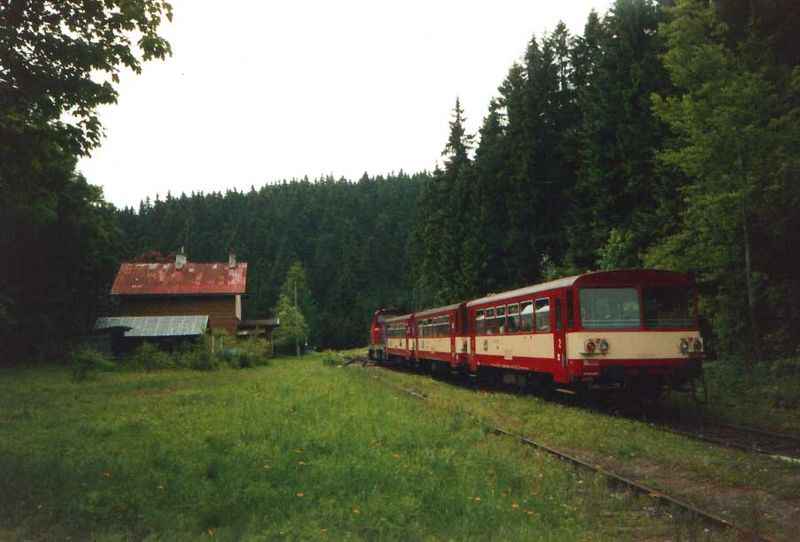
[1,0,798,361]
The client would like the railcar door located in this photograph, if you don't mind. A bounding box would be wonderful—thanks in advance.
[552,292,569,383]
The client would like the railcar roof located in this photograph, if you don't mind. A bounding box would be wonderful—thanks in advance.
[467,276,579,307]
[385,313,414,323]
[465,269,693,308]
[414,302,463,318]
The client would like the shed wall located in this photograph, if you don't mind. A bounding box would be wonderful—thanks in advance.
[118,296,239,335]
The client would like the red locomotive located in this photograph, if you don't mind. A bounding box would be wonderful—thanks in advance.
[369,269,705,393]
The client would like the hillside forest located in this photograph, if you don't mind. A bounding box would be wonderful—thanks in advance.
[1,0,798,361]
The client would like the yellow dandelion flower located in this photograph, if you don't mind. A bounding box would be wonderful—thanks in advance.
[157,484,165,490]
[512,503,519,510]
[526,510,535,516]
[474,496,481,502]
[298,461,306,465]
[296,492,305,497]
[206,528,214,536]
[352,508,361,514]
[100,471,112,478]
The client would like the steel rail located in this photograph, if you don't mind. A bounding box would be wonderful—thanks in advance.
[354,360,780,542]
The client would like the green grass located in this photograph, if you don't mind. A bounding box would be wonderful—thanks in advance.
[662,357,800,434]
[369,361,800,541]
[0,355,705,540]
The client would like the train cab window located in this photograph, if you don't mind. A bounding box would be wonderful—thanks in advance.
[485,308,496,334]
[507,303,520,333]
[476,310,485,334]
[643,286,696,328]
[520,301,533,332]
[580,288,640,329]
[497,306,507,333]
[534,298,550,332]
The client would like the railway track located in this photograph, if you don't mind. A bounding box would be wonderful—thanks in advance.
[348,359,779,541]
[647,419,800,462]
[359,357,800,463]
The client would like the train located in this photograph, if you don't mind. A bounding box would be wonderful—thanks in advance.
[368,269,706,394]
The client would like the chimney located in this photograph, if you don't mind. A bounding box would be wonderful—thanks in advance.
[176,247,187,270]
[228,249,237,268]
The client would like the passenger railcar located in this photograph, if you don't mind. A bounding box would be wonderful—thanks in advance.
[369,269,705,393]
[413,303,468,370]
[368,308,402,362]
[384,313,416,363]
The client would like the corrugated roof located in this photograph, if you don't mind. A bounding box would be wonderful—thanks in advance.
[110,262,247,296]
[94,315,209,337]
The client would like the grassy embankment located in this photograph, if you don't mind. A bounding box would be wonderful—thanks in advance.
[369,357,800,541]
[662,358,800,433]
[0,354,715,541]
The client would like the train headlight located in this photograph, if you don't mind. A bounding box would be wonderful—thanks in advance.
[584,340,596,353]
[599,339,609,354]
[693,338,702,352]
[679,338,689,354]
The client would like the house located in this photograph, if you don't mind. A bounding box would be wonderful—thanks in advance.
[109,250,246,335]
[94,250,280,352]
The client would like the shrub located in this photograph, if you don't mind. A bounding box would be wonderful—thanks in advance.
[183,348,220,371]
[70,347,115,381]
[322,350,342,367]
[124,342,175,371]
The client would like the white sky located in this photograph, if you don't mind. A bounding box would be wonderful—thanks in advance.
[77,0,613,209]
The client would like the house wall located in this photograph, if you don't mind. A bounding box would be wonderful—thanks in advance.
[118,296,239,335]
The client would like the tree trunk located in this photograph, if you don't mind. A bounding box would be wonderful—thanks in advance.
[741,201,761,361]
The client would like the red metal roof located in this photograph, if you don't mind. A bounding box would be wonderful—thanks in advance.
[111,262,247,296]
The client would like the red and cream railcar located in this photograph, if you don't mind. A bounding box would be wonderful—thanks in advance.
[465,270,704,390]
[385,313,416,363]
[414,303,468,369]
[368,308,403,362]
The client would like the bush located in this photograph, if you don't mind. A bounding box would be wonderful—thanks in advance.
[183,348,220,371]
[322,350,342,367]
[70,347,115,381]
[124,343,175,372]
[219,338,270,369]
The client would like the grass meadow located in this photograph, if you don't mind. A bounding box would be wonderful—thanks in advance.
[0,354,703,541]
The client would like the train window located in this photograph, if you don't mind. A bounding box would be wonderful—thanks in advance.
[486,308,496,334]
[580,288,640,329]
[535,298,550,332]
[497,306,507,333]
[476,310,485,334]
[643,287,696,328]
[566,291,575,329]
[507,303,520,333]
[437,316,449,336]
[520,301,533,332]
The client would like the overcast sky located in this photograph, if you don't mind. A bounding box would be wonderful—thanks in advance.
[77,0,614,209]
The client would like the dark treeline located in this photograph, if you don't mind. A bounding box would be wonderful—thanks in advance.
[116,174,425,349]
[2,0,798,362]
[413,0,800,359]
